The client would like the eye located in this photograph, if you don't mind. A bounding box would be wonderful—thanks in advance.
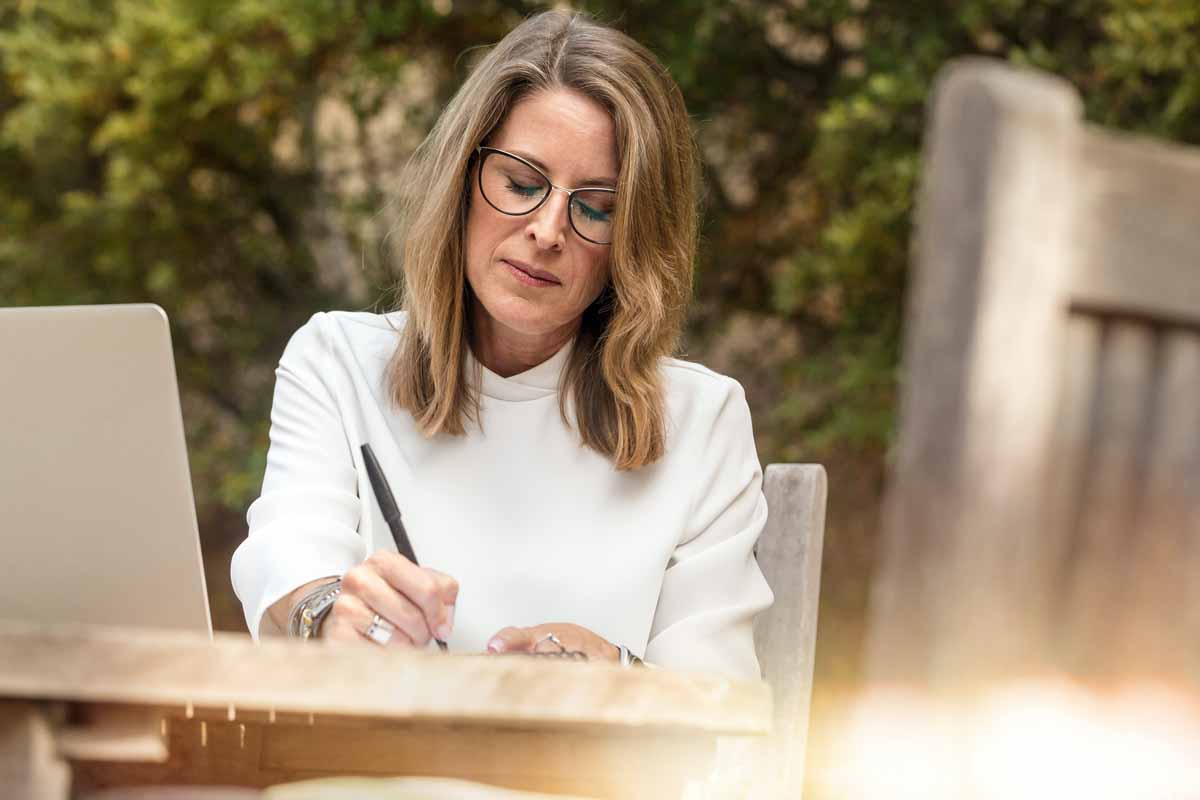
[498,162,546,198]
[574,197,613,221]
[505,178,543,198]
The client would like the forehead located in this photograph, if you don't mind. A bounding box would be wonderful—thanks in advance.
[489,88,618,182]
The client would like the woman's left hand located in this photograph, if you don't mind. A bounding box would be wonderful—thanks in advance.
[485,622,619,663]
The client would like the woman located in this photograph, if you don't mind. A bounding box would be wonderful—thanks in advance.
[231,9,773,680]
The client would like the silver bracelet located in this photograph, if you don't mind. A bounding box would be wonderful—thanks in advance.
[287,579,342,640]
[617,644,643,668]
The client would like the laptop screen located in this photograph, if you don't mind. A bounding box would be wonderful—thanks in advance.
[0,304,212,635]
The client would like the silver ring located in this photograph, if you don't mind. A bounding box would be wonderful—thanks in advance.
[535,632,564,652]
[365,613,394,646]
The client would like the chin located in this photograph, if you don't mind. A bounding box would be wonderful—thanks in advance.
[479,293,566,337]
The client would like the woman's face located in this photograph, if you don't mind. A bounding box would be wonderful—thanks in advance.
[464,87,617,350]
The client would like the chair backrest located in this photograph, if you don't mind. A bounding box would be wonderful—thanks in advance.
[754,463,828,799]
[866,57,1200,690]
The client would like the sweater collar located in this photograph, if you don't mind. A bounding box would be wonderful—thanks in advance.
[468,338,574,402]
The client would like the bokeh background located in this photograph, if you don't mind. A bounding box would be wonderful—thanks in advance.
[3,0,1198,794]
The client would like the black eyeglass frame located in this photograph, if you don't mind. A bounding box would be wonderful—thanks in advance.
[475,146,616,245]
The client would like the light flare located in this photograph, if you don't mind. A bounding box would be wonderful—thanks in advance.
[819,680,1200,800]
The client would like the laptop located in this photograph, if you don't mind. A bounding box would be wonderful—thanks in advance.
[0,304,212,635]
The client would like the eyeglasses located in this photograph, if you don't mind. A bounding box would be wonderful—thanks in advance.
[475,146,616,245]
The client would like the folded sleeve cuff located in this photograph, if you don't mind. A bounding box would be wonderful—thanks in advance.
[231,491,366,639]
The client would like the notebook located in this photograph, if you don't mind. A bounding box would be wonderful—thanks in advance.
[0,304,212,634]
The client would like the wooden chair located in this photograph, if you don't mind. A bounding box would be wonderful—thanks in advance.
[865,57,1200,690]
[754,464,828,799]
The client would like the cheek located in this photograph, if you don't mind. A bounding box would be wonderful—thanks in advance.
[464,193,509,277]
[464,189,489,264]
[581,252,611,299]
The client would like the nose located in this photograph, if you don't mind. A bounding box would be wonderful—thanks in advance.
[524,188,570,251]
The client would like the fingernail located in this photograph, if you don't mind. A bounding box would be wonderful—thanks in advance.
[437,623,452,641]
[487,639,505,653]
[446,604,456,631]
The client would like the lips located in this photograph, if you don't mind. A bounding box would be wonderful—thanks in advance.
[503,259,560,285]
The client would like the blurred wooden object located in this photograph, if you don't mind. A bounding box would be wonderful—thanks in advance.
[0,621,770,799]
[263,775,578,799]
[1,701,70,800]
[755,464,827,799]
[867,57,1200,690]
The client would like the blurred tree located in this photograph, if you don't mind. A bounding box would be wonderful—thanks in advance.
[0,0,518,519]
[0,0,531,625]
[7,0,1196,518]
[603,0,1197,463]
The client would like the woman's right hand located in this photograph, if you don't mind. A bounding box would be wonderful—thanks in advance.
[322,552,457,647]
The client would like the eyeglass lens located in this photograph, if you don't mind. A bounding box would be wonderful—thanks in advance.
[479,150,614,244]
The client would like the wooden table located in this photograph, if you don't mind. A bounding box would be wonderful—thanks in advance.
[0,621,771,798]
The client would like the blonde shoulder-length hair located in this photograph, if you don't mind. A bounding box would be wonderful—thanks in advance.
[388,9,698,470]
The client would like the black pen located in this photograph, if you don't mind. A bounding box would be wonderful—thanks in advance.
[360,443,448,652]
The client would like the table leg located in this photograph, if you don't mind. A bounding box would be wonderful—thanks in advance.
[682,735,768,799]
[0,700,71,800]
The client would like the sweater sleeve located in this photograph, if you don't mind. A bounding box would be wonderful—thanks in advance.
[230,313,367,638]
[644,378,775,679]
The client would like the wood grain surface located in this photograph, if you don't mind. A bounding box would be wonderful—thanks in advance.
[0,621,771,798]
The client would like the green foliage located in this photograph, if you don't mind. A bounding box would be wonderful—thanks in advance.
[0,0,510,513]
[592,0,1200,462]
[3,0,1199,522]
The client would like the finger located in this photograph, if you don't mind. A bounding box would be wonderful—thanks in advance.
[320,592,375,644]
[321,612,373,644]
[343,564,432,647]
[326,591,415,648]
[424,568,458,638]
[555,625,616,662]
[367,552,459,641]
[487,626,537,654]
[541,624,606,660]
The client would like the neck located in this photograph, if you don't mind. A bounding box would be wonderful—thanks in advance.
[470,305,578,378]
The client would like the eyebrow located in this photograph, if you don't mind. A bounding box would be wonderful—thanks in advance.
[507,148,618,189]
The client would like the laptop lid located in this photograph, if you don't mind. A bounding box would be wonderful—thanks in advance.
[0,304,212,635]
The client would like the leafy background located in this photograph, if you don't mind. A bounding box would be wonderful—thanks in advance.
[3,0,1197,793]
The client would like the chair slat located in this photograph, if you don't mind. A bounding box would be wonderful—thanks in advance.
[1122,330,1200,679]
[1071,129,1200,329]
[1060,321,1157,676]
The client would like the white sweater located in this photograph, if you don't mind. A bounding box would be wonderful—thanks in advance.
[230,311,773,679]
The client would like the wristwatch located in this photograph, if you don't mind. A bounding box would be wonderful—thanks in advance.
[287,580,342,640]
